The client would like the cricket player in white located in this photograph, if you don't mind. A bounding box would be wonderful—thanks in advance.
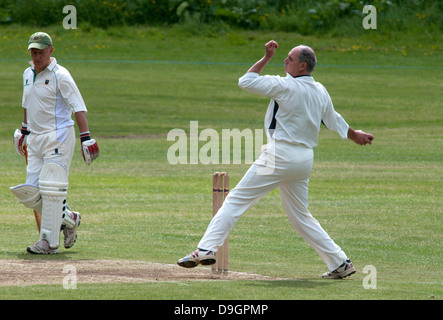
[11,32,99,254]
[178,41,374,278]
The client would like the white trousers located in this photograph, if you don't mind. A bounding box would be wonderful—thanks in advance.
[198,142,348,271]
[26,126,75,187]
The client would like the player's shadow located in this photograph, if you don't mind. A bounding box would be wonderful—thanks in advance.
[14,250,78,260]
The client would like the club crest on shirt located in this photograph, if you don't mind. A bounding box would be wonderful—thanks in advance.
[44,79,50,85]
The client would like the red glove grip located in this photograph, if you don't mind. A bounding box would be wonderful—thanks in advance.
[81,139,99,165]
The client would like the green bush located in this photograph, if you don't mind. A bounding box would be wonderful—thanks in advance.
[0,0,441,36]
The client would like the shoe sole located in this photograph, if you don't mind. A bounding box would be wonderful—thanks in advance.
[26,247,58,254]
[177,258,216,268]
[200,258,216,266]
[340,268,356,279]
[322,266,357,279]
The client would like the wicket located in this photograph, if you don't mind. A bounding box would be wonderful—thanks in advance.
[212,172,229,273]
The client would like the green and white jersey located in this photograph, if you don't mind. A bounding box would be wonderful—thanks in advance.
[22,58,87,135]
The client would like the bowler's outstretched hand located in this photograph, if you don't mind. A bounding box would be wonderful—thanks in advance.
[348,128,374,145]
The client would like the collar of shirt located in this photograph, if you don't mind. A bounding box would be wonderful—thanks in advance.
[287,73,314,81]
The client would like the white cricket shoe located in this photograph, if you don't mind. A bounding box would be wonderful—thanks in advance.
[177,249,216,268]
[27,239,58,254]
[322,259,356,279]
[63,210,81,249]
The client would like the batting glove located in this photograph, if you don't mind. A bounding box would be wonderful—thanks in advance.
[80,131,99,165]
[13,123,30,157]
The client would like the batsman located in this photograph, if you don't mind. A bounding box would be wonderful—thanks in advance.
[11,32,99,254]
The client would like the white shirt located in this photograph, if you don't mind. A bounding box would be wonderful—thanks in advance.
[238,72,349,148]
[22,58,87,135]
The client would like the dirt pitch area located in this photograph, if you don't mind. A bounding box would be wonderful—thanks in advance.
[0,259,284,287]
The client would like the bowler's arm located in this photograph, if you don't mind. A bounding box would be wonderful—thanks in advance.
[247,40,279,74]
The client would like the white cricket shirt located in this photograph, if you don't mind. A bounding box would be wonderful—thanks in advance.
[22,58,87,135]
[238,72,349,148]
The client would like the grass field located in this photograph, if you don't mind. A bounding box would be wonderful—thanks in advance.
[0,24,442,301]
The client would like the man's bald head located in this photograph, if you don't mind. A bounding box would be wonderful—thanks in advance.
[296,45,316,73]
[284,45,317,77]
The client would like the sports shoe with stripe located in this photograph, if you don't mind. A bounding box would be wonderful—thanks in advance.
[62,210,81,249]
[177,249,216,268]
[27,239,58,254]
[322,259,356,279]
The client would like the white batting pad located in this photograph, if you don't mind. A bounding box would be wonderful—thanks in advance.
[10,184,42,213]
[39,162,69,249]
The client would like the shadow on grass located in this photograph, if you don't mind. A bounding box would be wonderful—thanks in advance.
[10,251,79,261]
